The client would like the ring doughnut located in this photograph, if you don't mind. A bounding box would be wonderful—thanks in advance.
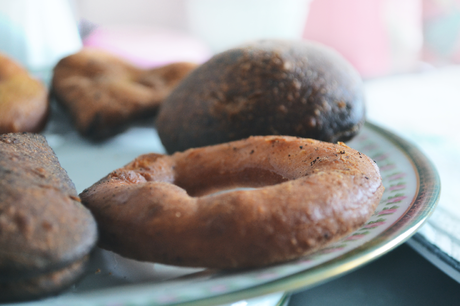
[80,136,384,269]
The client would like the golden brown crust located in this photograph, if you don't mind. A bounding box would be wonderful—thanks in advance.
[0,54,49,134]
[81,136,384,269]
[156,40,366,153]
[0,133,97,279]
[51,48,197,140]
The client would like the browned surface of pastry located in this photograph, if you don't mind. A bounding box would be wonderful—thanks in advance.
[0,256,88,303]
[0,133,97,300]
[156,40,366,153]
[51,48,197,140]
[0,53,49,134]
[80,136,384,269]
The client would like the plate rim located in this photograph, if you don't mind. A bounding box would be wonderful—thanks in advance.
[163,121,441,306]
[38,121,440,306]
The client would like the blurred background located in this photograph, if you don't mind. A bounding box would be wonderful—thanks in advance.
[74,0,460,78]
[1,0,459,301]
[3,0,460,79]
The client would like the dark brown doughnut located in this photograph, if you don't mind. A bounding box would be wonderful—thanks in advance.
[156,40,366,153]
[0,256,88,303]
[0,133,97,301]
[80,136,383,269]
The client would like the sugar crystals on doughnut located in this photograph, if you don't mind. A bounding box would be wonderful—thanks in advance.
[80,136,384,269]
[156,39,366,153]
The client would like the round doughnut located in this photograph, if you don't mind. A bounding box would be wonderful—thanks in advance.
[80,136,384,269]
[156,40,366,153]
[0,53,48,134]
[51,48,197,140]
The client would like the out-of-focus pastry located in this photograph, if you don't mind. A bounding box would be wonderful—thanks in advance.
[0,53,48,134]
[52,48,197,140]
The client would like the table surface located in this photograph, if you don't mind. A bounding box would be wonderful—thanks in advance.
[287,242,460,306]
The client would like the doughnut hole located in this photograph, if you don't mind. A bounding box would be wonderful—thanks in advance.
[174,167,288,197]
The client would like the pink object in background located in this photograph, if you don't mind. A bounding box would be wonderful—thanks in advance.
[303,0,423,78]
[83,25,212,68]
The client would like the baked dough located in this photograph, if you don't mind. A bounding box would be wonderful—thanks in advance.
[80,136,383,269]
[0,53,48,134]
[0,133,97,301]
[52,48,197,140]
[156,40,366,153]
